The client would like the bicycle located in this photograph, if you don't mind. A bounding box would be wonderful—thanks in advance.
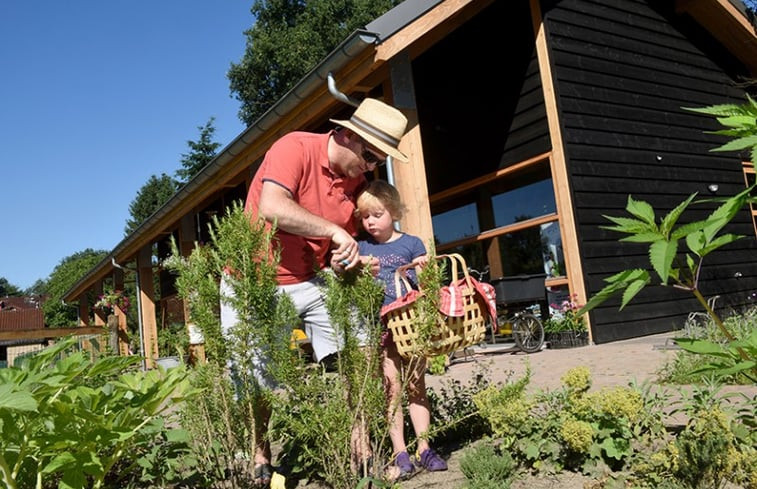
[468,266,545,354]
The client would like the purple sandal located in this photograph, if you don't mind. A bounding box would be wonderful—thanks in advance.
[417,448,448,472]
[394,451,415,479]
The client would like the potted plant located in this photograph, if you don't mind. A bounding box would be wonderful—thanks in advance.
[544,294,588,349]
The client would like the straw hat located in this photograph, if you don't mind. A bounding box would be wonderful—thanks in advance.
[330,98,409,162]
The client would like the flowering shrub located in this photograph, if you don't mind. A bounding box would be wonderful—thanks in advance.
[94,288,131,313]
[544,294,586,333]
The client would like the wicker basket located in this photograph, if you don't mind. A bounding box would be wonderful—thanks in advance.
[383,253,487,358]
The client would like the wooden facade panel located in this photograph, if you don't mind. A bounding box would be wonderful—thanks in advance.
[567,146,744,172]
[547,0,749,74]
[544,0,757,341]
[562,127,734,156]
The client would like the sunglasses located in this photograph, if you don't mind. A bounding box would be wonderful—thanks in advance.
[360,141,386,167]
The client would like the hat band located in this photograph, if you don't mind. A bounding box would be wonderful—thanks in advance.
[350,115,400,148]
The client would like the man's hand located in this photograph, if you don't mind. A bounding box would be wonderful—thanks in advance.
[330,228,359,270]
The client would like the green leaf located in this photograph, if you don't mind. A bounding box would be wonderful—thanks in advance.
[649,241,678,285]
[673,338,729,356]
[698,233,743,256]
[710,134,757,152]
[691,361,756,377]
[600,437,624,460]
[601,215,653,235]
[714,115,757,129]
[682,103,745,117]
[619,232,664,243]
[620,279,648,310]
[0,385,38,412]
[685,230,707,256]
[648,239,677,284]
[42,452,77,474]
[660,193,696,237]
[686,254,697,274]
[625,196,656,225]
[60,469,86,489]
[702,186,752,242]
[671,219,709,240]
[579,269,650,314]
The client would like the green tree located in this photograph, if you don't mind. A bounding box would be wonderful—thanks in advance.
[228,0,402,125]
[43,249,108,327]
[0,277,22,297]
[124,173,179,236]
[175,117,222,184]
[24,279,47,297]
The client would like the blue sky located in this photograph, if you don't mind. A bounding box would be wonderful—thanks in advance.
[0,1,252,291]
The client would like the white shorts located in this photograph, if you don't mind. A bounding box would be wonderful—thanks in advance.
[219,274,360,389]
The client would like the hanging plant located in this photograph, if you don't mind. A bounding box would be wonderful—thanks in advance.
[94,289,131,313]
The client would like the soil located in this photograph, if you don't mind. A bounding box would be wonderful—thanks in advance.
[288,332,755,489]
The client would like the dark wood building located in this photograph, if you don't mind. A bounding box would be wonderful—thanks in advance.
[64,0,757,364]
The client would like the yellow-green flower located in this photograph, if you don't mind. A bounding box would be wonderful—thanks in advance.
[561,366,591,393]
[596,386,643,422]
[560,417,594,452]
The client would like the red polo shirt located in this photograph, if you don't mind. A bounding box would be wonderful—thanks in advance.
[245,131,366,285]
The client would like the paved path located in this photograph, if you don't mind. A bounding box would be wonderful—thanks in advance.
[427,331,755,397]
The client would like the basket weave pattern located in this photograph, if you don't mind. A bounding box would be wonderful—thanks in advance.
[384,254,487,358]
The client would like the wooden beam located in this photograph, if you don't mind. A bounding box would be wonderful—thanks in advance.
[0,327,105,341]
[375,0,495,63]
[429,152,551,205]
[675,0,757,76]
[530,0,592,341]
[437,213,559,251]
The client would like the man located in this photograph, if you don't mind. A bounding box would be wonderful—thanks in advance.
[229,97,409,485]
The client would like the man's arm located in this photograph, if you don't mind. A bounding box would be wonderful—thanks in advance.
[258,181,360,267]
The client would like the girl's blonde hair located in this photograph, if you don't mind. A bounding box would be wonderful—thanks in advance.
[355,180,405,220]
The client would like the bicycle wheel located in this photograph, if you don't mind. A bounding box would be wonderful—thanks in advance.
[512,313,545,353]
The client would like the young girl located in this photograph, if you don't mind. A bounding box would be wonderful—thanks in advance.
[354,180,447,480]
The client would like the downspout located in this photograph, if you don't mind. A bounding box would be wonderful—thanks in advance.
[326,71,398,229]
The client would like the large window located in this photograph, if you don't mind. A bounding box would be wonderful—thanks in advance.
[430,154,564,282]
[492,179,556,228]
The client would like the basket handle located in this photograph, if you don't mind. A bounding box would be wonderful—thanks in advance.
[392,253,475,296]
[393,264,416,297]
[435,253,475,290]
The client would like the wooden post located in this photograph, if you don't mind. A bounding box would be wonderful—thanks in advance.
[137,246,159,368]
[386,53,434,248]
[113,269,130,356]
[92,282,106,327]
[529,0,592,341]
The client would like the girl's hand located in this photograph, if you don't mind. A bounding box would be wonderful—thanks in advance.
[360,255,380,277]
[412,254,429,269]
